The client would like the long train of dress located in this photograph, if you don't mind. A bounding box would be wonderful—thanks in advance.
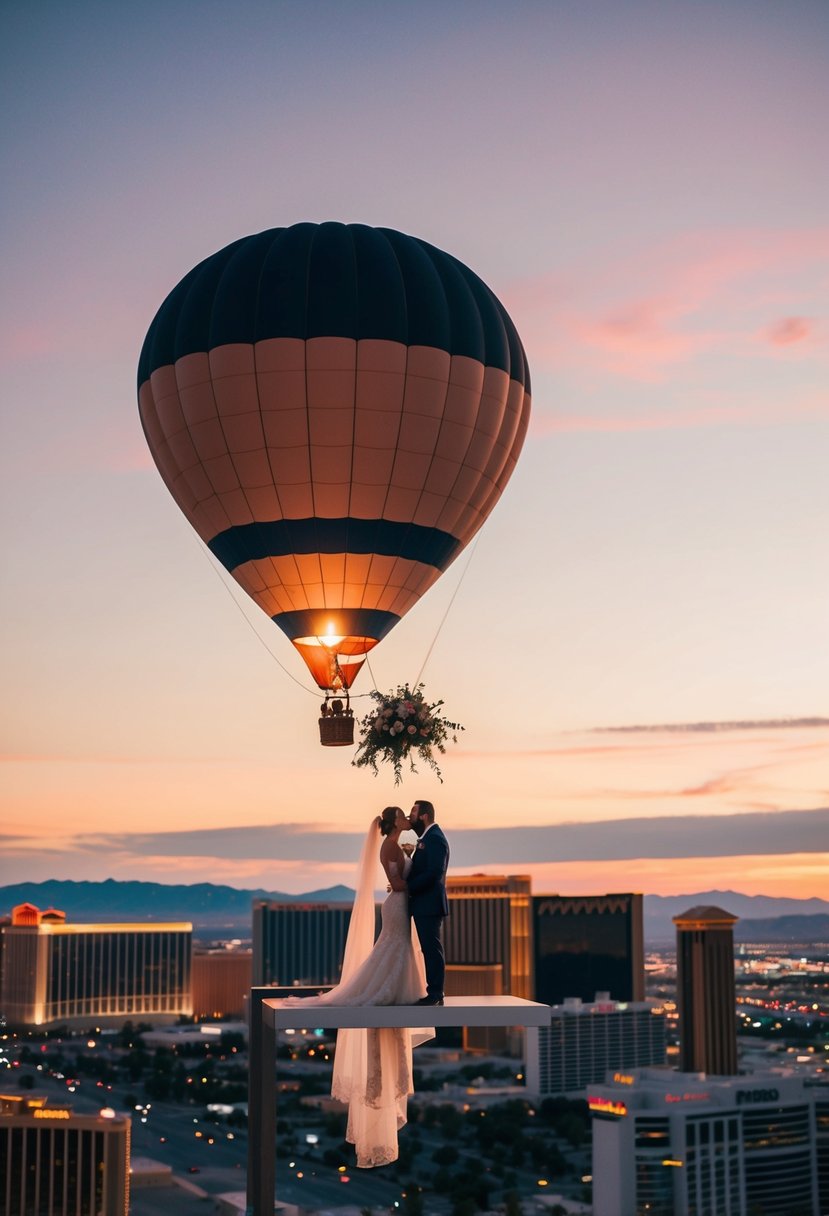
[281,853,431,1167]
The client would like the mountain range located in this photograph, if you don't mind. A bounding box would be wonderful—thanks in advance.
[1,879,827,944]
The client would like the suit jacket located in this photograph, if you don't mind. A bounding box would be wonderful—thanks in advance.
[407,824,450,918]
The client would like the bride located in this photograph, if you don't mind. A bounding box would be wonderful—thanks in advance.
[282,806,432,1168]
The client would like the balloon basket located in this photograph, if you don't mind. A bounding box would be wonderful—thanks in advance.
[318,696,354,747]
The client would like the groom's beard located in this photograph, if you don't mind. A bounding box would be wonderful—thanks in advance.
[411,819,425,837]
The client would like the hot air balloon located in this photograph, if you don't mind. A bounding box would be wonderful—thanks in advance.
[138,223,531,743]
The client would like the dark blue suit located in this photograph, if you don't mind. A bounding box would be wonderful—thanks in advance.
[407,824,450,999]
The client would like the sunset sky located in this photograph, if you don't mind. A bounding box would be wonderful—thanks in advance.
[2,1,827,901]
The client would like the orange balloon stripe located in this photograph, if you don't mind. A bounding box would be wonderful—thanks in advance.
[231,554,441,619]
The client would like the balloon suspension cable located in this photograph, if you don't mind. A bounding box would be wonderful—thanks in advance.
[411,535,480,691]
[365,651,380,696]
[194,536,319,698]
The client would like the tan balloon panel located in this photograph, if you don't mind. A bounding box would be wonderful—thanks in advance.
[138,223,531,690]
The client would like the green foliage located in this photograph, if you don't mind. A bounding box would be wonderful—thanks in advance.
[436,1103,463,1137]
[432,1143,459,1166]
[352,683,463,784]
[324,1111,347,1137]
[504,1193,524,1216]
[538,1096,590,1147]
[143,1071,171,1100]
[433,1167,453,1194]
[557,1112,587,1148]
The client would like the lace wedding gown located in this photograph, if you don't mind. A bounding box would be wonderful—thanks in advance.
[282,849,431,1168]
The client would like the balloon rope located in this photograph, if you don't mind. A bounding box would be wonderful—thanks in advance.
[194,538,319,698]
[411,535,480,690]
[365,651,379,695]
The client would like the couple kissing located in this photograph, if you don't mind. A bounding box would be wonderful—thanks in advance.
[379,800,449,1007]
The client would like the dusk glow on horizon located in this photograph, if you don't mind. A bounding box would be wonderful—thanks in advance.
[1,2,827,901]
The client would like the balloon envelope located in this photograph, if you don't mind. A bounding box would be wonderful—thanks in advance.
[138,222,531,690]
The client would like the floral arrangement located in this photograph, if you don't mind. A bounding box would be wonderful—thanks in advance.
[352,683,463,785]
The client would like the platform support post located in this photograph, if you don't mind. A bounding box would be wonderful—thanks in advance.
[247,987,276,1216]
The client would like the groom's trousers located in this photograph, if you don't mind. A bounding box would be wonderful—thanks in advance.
[413,913,445,999]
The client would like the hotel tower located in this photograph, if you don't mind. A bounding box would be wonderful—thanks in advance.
[0,904,191,1028]
[673,904,738,1076]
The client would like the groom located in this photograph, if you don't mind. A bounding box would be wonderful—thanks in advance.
[406,800,450,1006]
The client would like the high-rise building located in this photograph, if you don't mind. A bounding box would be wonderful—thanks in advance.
[0,1094,130,1216]
[445,963,504,1053]
[525,996,666,1096]
[443,875,531,1055]
[444,875,532,998]
[191,949,252,1019]
[589,1068,828,1216]
[673,904,738,1075]
[532,894,644,1006]
[0,905,192,1028]
[252,901,352,987]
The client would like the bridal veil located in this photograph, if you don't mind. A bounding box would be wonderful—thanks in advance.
[319,817,433,1166]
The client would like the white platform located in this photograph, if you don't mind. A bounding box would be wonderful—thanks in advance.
[264,994,551,1030]
[247,989,551,1215]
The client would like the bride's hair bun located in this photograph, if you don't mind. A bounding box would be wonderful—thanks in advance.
[379,806,402,837]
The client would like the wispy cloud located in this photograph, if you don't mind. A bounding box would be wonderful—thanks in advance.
[593,717,829,734]
[507,226,829,389]
[764,316,815,347]
[43,807,829,867]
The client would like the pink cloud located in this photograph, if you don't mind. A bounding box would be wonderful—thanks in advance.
[764,315,813,346]
[505,226,829,382]
[1,324,61,361]
[679,775,741,798]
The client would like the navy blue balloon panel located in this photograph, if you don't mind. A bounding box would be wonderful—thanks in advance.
[138,223,531,690]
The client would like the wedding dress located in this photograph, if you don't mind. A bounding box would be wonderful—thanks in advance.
[280,821,432,1168]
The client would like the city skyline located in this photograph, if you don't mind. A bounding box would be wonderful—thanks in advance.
[2,2,827,900]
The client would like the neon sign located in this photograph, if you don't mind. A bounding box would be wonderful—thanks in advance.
[588,1097,628,1117]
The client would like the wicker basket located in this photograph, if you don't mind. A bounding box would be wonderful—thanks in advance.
[319,712,355,747]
